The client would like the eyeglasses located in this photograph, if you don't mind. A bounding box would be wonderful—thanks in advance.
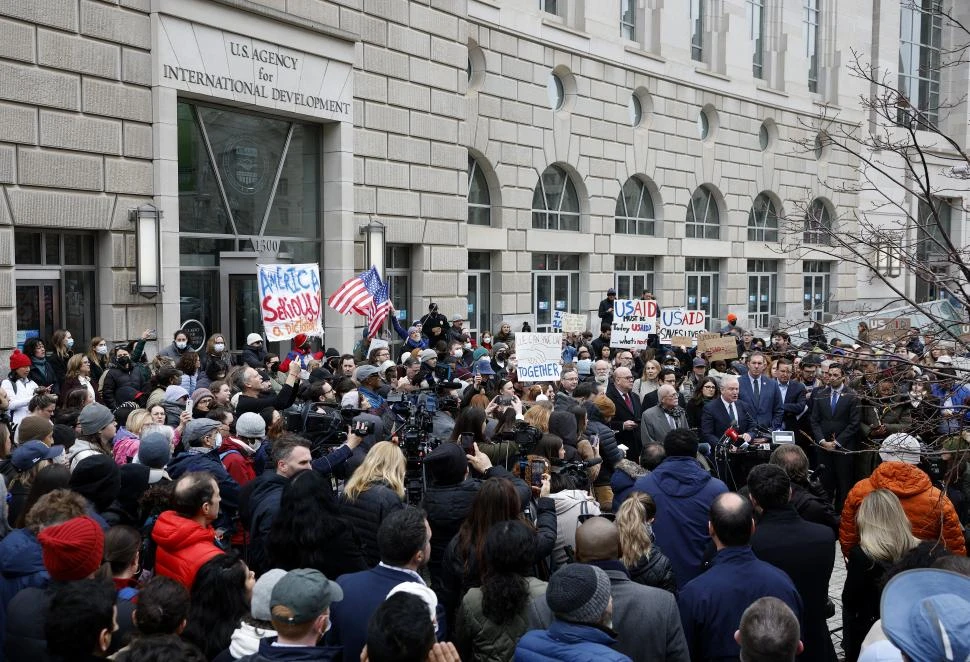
[702,384,716,390]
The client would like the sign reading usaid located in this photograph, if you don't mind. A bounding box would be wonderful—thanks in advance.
[157,16,353,122]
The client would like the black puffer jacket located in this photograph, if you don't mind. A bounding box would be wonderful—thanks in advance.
[101,363,146,409]
[584,403,625,486]
[627,544,677,594]
[790,480,840,534]
[422,466,528,587]
[339,481,405,567]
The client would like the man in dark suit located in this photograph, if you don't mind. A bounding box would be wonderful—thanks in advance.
[775,359,808,433]
[748,464,837,662]
[702,375,758,489]
[329,508,442,662]
[809,363,861,510]
[607,366,642,461]
[642,368,687,410]
[737,352,784,432]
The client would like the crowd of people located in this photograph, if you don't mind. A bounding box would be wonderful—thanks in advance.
[0,300,966,662]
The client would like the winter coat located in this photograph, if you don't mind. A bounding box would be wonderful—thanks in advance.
[218,437,257,487]
[240,345,268,369]
[339,481,405,567]
[1,377,38,427]
[236,637,341,662]
[790,481,840,535]
[211,620,277,662]
[27,360,57,393]
[584,405,624,487]
[101,363,146,409]
[456,576,548,662]
[550,489,600,567]
[151,510,224,588]
[839,461,966,557]
[167,449,241,529]
[610,460,647,510]
[626,456,729,589]
[514,620,632,662]
[67,438,109,471]
[246,472,288,575]
[4,583,59,662]
[626,545,677,594]
[841,545,889,662]
[112,430,140,466]
[0,529,47,653]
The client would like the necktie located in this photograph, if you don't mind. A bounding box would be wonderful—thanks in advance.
[753,378,761,405]
[831,390,838,411]
[623,392,633,412]
[729,403,737,424]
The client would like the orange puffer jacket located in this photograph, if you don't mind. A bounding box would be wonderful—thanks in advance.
[839,461,966,557]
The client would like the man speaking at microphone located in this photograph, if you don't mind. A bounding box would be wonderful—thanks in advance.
[701,376,760,489]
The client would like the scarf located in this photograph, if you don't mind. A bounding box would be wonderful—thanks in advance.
[662,405,685,419]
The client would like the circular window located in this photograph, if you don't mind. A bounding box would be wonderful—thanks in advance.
[466,40,486,93]
[629,94,642,127]
[548,73,565,111]
[759,119,777,151]
[698,111,709,139]
[814,132,827,160]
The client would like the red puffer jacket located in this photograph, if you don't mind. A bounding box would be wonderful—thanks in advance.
[840,461,966,557]
[151,510,224,588]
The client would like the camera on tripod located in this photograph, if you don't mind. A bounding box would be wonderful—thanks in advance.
[387,391,444,504]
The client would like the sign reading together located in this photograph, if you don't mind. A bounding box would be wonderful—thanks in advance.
[258,263,323,341]
[516,333,564,381]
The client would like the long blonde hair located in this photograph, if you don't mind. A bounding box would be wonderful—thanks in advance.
[343,441,406,501]
[857,489,918,563]
[616,492,657,567]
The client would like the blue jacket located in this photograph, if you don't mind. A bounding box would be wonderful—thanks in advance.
[167,449,240,527]
[514,620,632,662]
[625,456,728,589]
[329,565,444,662]
[0,529,48,652]
[678,547,803,662]
[236,637,340,661]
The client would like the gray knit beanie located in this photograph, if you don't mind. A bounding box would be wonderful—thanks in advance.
[77,403,115,436]
[545,564,612,625]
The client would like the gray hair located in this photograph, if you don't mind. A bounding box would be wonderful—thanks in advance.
[720,375,739,389]
[657,384,677,400]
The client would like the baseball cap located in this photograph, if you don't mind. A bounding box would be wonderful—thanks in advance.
[356,365,380,381]
[880,569,970,661]
[11,441,65,471]
[451,314,465,322]
[607,288,616,295]
[271,569,343,624]
[693,358,707,368]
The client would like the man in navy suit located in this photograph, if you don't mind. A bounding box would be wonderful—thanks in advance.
[702,376,758,489]
[329,507,441,662]
[737,352,784,432]
[607,366,643,462]
[775,359,808,433]
[809,363,861,510]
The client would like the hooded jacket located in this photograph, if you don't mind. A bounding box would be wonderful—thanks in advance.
[236,636,341,662]
[246,472,288,575]
[550,489,601,567]
[839,461,966,557]
[626,456,729,589]
[219,436,258,487]
[151,510,224,588]
[67,438,109,471]
[340,481,405,567]
[0,528,47,652]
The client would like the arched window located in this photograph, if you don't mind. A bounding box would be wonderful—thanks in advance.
[532,165,580,231]
[615,177,656,235]
[747,193,778,242]
[804,198,832,245]
[467,156,490,226]
[686,185,719,239]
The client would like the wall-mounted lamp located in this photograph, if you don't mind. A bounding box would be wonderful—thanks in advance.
[360,219,386,276]
[130,203,161,298]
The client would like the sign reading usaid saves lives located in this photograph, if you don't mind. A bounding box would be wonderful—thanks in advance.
[516,333,563,381]
[611,299,658,349]
[658,309,707,344]
[258,263,323,341]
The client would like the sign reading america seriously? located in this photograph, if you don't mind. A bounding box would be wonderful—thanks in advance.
[258,263,323,341]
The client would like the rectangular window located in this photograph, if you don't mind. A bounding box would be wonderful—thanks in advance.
[898,0,942,127]
[691,0,705,62]
[621,0,636,40]
[685,257,719,329]
[803,261,831,321]
[467,251,491,341]
[916,197,952,302]
[804,0,820,92]
[614,256,656,300]
[747,260,777,329]
[541,0,560,15]
[386,245,411,354]
[533,254,580,333]
[747,0,766,79]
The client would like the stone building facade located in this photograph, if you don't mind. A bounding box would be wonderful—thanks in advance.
[4,0,948,357]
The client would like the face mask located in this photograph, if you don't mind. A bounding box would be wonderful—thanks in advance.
[96,345,108,355]
[453,349,463,358]
[463,343,472,350]
[175,341,187,350]
[213,433,223,449]
[214,343,225,353]
[66,338,74,349]
[117,356,130,368]
[482,336,491,344]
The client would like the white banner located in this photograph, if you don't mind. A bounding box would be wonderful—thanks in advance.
[658,309,707,344]
[611,299,658,349]
[553,311,588,333]
[516,332,563,381]
[258,263,323,341]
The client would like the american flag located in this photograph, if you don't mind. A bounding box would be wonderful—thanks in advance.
[327,266,384,315]
[367,280,391,338]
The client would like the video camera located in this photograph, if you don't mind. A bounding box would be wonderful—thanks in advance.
[495,422,543,455]
[284,403,374,457]
[386,390,446,504]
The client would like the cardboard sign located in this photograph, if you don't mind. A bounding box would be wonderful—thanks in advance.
[516,332,563,381]
[611,299,658,349]
[869,317,912,342]
[658,309,707,345]
[697,333,739,361]
[258,263,323,341]
[553,311,587,333]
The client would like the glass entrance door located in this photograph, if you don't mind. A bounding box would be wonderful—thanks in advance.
[685,259,719,330]
[16,281,58,348]
[534,273,576,333]
[228,276,262,353]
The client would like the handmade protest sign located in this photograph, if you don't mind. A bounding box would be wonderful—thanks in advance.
[516,332,563,381]
[658,308,706,345]
[868,317,912,342]
[258,263,323,341]
[552,311,588,333]
[697,332,739,361]
[611,299,658,349]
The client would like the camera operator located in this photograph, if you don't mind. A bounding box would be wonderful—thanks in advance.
[420,438,530,596]
[234,361,301,416]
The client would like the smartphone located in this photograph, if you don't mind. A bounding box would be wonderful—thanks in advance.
[459,432,475,455]
[530,460,545,487]
[184,398,193,413]
[590,434,600,450]
[498,395,513,406]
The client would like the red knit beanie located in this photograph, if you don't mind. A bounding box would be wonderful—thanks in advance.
[38,516,105,581]
[9,350,30,372]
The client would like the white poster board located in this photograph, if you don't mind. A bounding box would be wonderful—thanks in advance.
[553,311,588,333]
[258,263,323,341]
[658,309,706,345]
[611,299,658,349]
[516,332,563,381]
